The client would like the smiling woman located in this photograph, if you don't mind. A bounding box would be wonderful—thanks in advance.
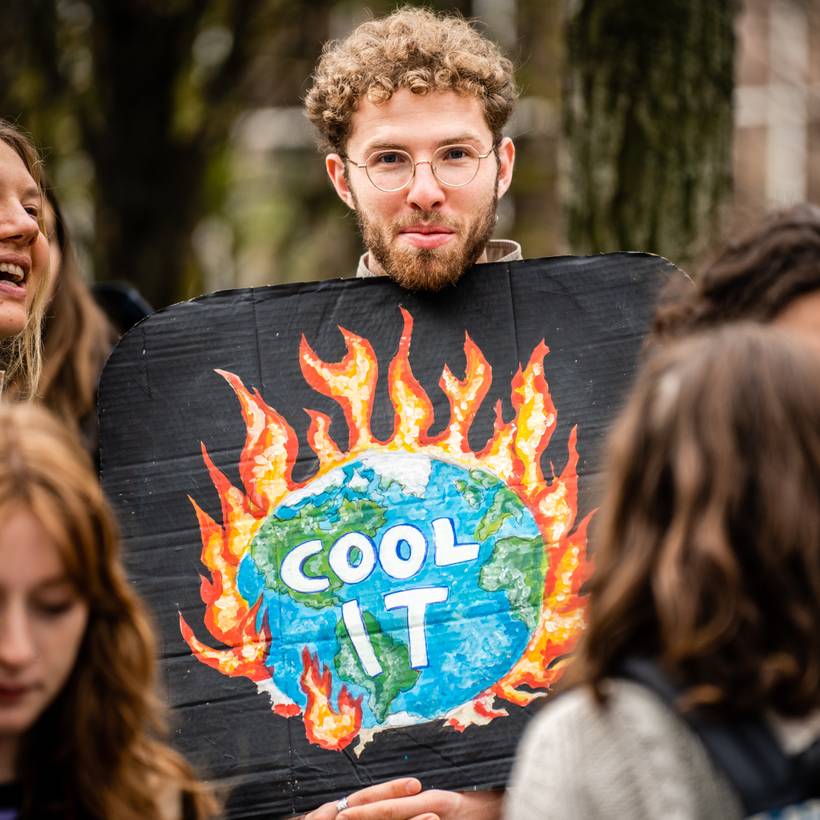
[0,121,49,399]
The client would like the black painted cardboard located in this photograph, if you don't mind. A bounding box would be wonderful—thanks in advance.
[99,254,681,817]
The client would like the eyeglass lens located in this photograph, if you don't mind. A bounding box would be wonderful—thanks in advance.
[365,145,482,190]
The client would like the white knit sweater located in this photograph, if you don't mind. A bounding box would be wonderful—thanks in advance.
[504,680,743,820]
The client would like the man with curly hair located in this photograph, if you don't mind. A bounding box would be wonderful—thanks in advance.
[298,8,517,820]
[304,5,519,292]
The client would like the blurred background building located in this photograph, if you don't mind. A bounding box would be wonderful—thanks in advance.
[734,0,820,214]
[4,0,816,306]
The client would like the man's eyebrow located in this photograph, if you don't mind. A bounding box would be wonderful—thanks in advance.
[433,134,485,146]
[359,134,488,154]
[22,185,41,201]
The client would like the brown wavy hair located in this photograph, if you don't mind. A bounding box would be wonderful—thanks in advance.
[653,203,820,341]
[304,6,518,154]
[36,182,114,445]
[0,120,48,399]
[570,324,820,718]
[0,403,218,819]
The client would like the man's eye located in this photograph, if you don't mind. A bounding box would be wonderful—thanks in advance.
[374,152,407,166]
[24,204,40,219]
[441,147,470,161]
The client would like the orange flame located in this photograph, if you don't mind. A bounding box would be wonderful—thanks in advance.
[179,598,270,682]
[492,513,594,706]
[433,332,492,455]
[183,308,593,746]
[387,308,435,447]
[216,369,299,514]
[299,649,363,751]
[300,328,378,452]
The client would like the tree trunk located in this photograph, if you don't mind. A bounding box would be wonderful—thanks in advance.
[564,0,738,267]
[509,0,565,258]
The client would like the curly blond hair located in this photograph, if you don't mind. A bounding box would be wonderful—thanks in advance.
[305,6,518,154]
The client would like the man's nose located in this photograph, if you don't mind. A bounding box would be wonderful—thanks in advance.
[0,603,37,669]
[0,201,39,247]
[405,161,445,211]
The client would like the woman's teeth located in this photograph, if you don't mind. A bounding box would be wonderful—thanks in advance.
[0,262,24,283]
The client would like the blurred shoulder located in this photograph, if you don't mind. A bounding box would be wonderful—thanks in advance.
[506,681,742,820]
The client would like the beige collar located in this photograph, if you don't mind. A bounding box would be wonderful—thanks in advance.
[355,238,523,278]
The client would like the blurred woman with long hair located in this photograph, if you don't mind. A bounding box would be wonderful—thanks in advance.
[0,120,50,398]
[506,325,820,819]
[0,402,218,819]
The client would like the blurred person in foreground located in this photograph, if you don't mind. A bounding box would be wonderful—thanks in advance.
[0,402,218,819]
[653,203,820,344]
[0,120,50,399]
[299,7,520,819]
[505,325,820,819]
[4,179,115,452]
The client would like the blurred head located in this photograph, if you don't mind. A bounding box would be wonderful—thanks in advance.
[0,121,49,396]
[574,325,820,718]
[653,204,820,346]
[0,403,214,818]
[305,7,517,290]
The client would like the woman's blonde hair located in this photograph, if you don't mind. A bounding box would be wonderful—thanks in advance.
[0,120,48,400]
[571,324,820,718]
[0,403,218,818]
[305,6,518,154]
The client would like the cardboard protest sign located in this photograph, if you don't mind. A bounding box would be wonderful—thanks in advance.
[99,253,680,818]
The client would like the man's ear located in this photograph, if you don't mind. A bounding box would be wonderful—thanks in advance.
[326,153,356,209]
[495,137,515,199]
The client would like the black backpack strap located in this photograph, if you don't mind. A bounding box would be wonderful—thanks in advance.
[618,658,817,816]
[795,738,820,802]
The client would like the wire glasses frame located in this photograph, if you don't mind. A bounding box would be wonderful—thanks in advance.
[346,144,497,192]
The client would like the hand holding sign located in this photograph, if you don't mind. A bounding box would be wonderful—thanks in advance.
[334,784,502,820]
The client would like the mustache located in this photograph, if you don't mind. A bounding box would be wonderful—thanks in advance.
[392,213,460,232]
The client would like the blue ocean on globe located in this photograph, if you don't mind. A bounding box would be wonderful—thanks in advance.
[237,451,546,728]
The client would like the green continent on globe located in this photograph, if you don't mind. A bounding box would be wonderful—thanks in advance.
[479,535,547,631]
[455,468,499,510]
[474,483,526,541]
[251,496,387,609]
[334,612,419,721]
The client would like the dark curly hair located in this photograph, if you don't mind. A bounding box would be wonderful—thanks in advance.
[653,203,820,340]
[304,6,518,154]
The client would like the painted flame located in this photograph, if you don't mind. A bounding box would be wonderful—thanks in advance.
[182,306,592,748]
[299,649,364,751]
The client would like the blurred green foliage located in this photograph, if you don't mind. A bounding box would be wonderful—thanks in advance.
[2,1,736,307]
[4,0,558,307]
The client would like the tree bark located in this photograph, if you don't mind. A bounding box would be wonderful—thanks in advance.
[509,0,565,258]
[2,0,304,308]
[564,0,739,267]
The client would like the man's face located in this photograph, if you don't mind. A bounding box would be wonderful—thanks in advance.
[326,89,515,290]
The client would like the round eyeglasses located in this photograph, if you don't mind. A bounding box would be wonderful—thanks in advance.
[347,144,495,192]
